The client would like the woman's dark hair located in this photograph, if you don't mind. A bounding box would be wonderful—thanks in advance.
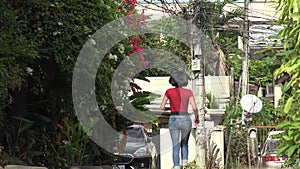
[169,71,189,87]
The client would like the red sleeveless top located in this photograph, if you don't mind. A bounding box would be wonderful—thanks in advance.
[165,88,194,112]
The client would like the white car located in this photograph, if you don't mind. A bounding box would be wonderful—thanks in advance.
[258,130,290,169]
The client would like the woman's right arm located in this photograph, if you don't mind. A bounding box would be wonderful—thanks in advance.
[189,96,199,122]
[189,96,198,113]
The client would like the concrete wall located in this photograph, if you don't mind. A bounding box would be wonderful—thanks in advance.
[274,85,282,108]
[134,76,230,110]
[204,76,231,109]
[208,126,226,169]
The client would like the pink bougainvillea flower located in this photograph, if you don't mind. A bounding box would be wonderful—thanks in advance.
[130,4,135,10]
[123,130,127,141]
[133,45,143,52]
[140,55,145,60]
[127,11,132,15]
[123,0,148,68]
[130,36,140,44]
[141,14,147,21]
[144,60,150,67]
[57,132,61,145]
[125,15,133,26]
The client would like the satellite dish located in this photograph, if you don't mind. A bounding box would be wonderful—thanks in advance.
[240,94,262,113]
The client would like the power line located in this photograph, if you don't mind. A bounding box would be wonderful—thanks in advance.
[138,0,281,52]
[221,8,277,22]
[139,1,279,23]
[248,3,278,20]
[225,1,278,20]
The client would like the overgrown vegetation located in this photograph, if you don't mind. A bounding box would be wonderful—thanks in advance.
[273,0,300,166]
[1,0,299,168]
[0,0,152,167]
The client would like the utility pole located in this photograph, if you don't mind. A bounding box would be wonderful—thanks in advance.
[198,34,206,169]
[241,0,250,123]
[242,1,252,169]
[191,0,206,168]
[192,36,206,169]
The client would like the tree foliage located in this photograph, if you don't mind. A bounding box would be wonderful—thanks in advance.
[273,0,300,166]
[0,0,149,167]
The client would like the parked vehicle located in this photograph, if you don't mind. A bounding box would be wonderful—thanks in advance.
[113,124,158,169]
[258,130,289,169]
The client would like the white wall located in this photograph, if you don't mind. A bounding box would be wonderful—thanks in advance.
[274,85,282,108]
[135,76,230,109]
[208,125,226,169]
[204,76,231,109]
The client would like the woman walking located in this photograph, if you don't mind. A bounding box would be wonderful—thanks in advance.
[160,71,199,169]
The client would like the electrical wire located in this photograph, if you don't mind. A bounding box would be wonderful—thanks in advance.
[248,2,279,20]
[138,2,280,35]
[138,0,282,54]
[139,0,279,22]
[226,0,279,20]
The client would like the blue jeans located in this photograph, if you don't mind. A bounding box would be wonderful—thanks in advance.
[168,115,192,168]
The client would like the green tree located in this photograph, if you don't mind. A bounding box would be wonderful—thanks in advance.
[0,0,39,159]
[0,0,148,167]
[273,0,300,167]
